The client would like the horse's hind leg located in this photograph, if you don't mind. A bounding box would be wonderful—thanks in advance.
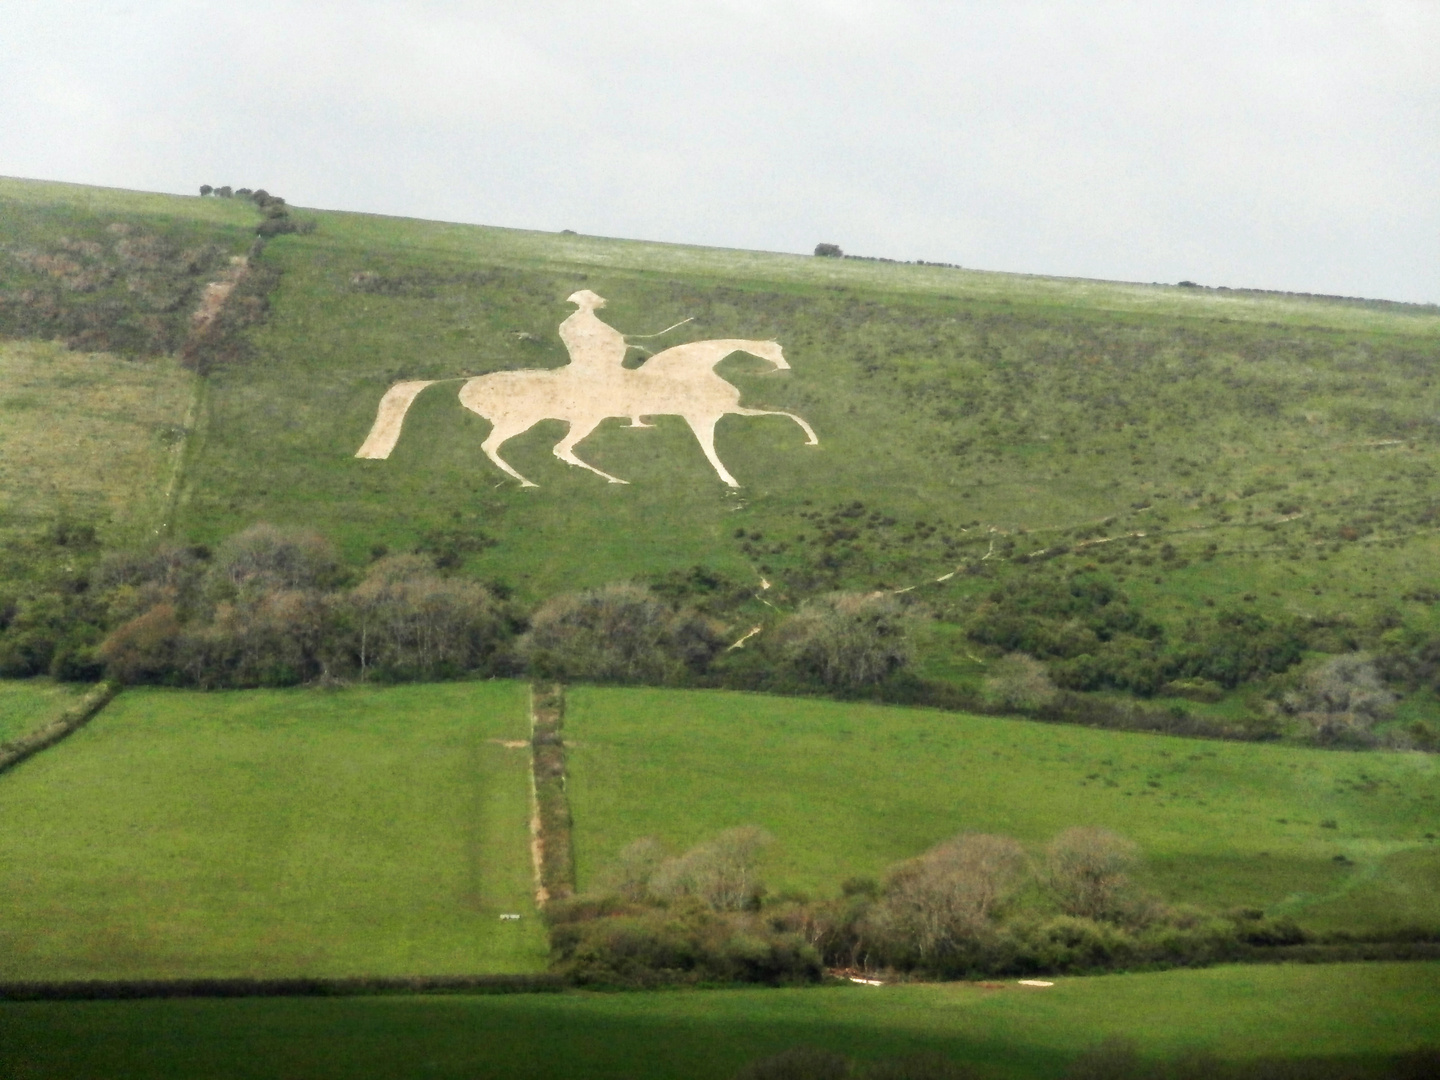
[731,407,820,445]
[479,416,542,488]
[682,412,741,488]
[553,417,630,484]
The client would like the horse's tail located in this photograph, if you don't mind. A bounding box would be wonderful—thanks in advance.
[355,380,438,459]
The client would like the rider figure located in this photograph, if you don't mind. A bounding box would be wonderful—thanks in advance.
[560,290,652,426]
[560,290,628,374]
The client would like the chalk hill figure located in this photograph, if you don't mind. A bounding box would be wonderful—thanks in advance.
[355,291,817,487]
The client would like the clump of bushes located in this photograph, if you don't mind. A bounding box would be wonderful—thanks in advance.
[547,828,821,986]
[774,591,915,691]
[522,582,726,684]
[547,824,1312,987]
[90,524,520,688]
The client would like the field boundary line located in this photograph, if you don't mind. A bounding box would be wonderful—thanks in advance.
[529,683,576,905]
[160,374,209,538]
[0,682,121,776]
[0,973,565,1002]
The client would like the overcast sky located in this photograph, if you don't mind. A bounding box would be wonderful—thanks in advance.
[3,1,1437,303]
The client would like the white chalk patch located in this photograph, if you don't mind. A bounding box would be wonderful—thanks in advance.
[354,292,817,487]
[849,977,884,986]
[1017,980,1054,987]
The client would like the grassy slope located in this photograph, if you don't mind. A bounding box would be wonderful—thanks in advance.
[7,178,1440,703]
[0,339,196,545]
[2,963,1436,1080]
[0,682,546,979]
[565,688,1440,933]
[0,678,85,743]
[151,186,1440,630]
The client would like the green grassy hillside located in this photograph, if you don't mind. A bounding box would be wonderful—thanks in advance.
[0,681,545,979]
[5,176,1440,725]
[2,963,1436,1080]
[565,688,1440,934]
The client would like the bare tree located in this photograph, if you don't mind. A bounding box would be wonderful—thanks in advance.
[983,652,1058,712]
[522,582,724,683]
[1282,653,1395,744]
[777,592,915,690]
[345,554,508,680]
[876,834,1028,959]
[604,836,667,902]
[1045,827,1140,922]
[650,826,773,911]
[208,523,340,596]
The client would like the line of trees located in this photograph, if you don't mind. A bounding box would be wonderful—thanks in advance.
[3,517,1436,749]
[544,824,1314,987]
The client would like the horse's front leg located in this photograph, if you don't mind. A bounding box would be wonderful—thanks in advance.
[681,412,741,488]
[553,416,630,484]
[732,407,820,445]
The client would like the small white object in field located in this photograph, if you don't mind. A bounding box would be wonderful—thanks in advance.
[1017,979,1053,987]
[849,976,884,986]
[499,913,522,921]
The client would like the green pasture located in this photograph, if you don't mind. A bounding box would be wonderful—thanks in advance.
[0,678,85,743]
[2,963,1436,1079]
[565,688,1440,933]
[0,682,545,979]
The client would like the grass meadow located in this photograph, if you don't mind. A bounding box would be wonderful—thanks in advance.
[564,688,1440,934]
[0,681,546,979]
[0,677,85,743]
[1,963,1436,1080]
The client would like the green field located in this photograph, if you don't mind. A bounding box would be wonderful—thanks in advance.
[0,682,545,979]
[1,963,1436,1079]
[565,687,1440,933]
[0,678,85,743]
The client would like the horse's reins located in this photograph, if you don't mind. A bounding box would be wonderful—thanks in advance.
[392,316,696,381]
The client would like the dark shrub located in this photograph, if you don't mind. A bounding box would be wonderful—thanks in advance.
[814,244,844,258]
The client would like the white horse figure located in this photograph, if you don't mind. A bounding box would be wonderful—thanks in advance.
[354,292,817,488]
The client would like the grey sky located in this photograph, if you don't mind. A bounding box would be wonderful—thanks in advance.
[4,1,1437,303]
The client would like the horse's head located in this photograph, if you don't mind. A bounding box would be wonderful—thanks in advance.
[567,289,606,310]
[751,340,789,370]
